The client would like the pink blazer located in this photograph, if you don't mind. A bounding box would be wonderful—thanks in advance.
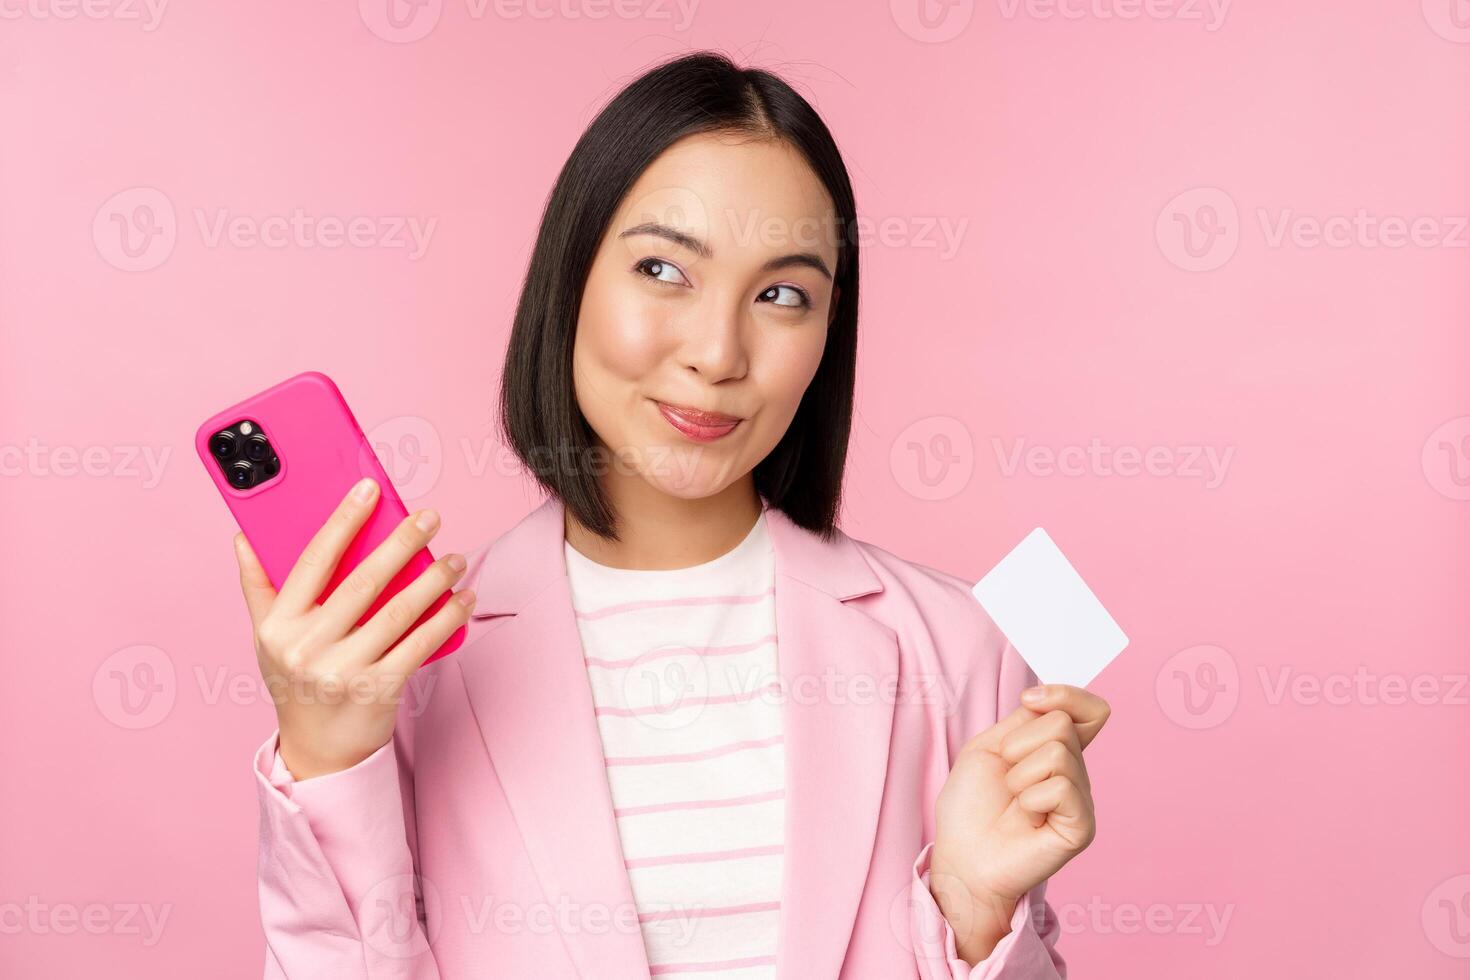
[253,496,1067,978]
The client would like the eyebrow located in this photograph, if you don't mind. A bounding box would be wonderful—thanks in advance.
[619,221,834,281]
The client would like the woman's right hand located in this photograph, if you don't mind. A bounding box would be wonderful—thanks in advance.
[234,477,477,780]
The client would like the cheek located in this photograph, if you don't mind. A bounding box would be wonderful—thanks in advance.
[762,331,827,413]
[743,331,826,455]
[577,278,666,387]
[600,319,662,382]
[573,271,676,453]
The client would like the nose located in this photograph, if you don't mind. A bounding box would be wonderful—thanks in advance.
[675,292,748,383]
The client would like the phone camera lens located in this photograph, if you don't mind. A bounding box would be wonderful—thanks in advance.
[210,431,238,458]
[260,457,280,478]
[228,460,255,489]
[243,434,272,462]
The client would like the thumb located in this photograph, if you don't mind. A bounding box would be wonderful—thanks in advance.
[234,532,277,626]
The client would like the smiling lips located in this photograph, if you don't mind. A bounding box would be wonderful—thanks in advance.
[655,400,743,441]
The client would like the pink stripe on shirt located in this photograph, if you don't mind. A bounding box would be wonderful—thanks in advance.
[601,734,784,767]
[593,682,782,718]
[624,844,784,870]
[574,586,776,622]
[584,633,777,670]
[614,788,785,818]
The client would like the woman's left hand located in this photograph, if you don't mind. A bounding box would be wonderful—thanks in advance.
[929,684,1111,963]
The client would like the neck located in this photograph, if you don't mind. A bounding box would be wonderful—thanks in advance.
[563,473,763,571]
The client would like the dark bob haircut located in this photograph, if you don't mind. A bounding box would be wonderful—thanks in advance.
[497,51,860,542]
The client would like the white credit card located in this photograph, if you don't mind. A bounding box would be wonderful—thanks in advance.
[971,527,1128,688]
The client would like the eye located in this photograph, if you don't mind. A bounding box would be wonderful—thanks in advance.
[633,257,690,288]
[758,284,811,309]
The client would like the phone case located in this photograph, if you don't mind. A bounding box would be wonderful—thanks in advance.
[195,371,466,667]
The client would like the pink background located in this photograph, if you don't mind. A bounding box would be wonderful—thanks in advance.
[3,1,1468,976]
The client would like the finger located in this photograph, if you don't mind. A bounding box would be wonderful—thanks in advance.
[373,588,477,676]
[275,478,380,615]
[999,709,1081,766]
[1004,738,1089,798]
[963,702,1043,756]
[317,508,442,634]
[347,553,467,658]
[1016,774,1093,846]
[1019,684,1111,748]
[234,532,277,626]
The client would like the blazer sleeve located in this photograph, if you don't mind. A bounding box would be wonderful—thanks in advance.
[254,707,442,979]
[907,619,1068,979]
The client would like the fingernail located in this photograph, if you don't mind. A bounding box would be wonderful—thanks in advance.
[415,509,440,533]
[352,478,377,502]
[1021,685,1047,704]
[444,553,466,572]
[455,590,477,608]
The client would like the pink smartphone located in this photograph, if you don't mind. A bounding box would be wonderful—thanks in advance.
[195,370,466,667]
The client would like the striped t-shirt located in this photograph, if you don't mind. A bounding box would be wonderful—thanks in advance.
[563,507,783,978]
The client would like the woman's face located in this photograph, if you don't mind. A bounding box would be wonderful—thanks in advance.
[572,131,841,502]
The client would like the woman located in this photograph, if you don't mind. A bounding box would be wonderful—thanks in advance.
[242,51,1109,979]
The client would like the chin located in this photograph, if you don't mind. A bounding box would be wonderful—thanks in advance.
[642,471,728,500]
[628,448,737,498]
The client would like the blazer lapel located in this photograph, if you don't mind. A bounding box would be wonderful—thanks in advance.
[456,496,652,979]
[457,496,897,980]
[763,506,897,978]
